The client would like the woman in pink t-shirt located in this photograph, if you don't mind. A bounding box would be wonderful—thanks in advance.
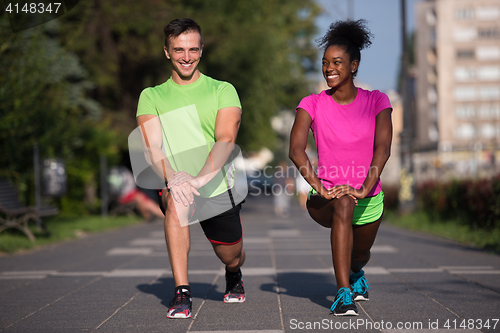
[289,19,393,316]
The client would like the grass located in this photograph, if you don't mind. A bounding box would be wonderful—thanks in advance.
[384,209,500,253]
[0,214,143,254]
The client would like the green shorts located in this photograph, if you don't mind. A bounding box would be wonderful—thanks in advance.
[308,189,384,226]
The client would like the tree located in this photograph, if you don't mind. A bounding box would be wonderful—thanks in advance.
[56,0,320,152]
[0,16,120,211]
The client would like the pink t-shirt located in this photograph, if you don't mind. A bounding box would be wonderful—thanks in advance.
[296,88,392,197]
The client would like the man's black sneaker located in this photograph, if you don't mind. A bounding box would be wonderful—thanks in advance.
[224,268,245,303]
[330,287,358,316]
[167,287,192,318]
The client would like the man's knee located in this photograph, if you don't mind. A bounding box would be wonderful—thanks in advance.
[225,254,243,269]
[162,191,193,226]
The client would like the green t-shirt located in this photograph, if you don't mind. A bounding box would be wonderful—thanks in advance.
[136,73,241,197]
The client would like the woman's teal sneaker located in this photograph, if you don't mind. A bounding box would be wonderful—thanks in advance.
[350,269,371,301]
[330,287,358,316]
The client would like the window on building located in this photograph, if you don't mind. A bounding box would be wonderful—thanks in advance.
[456,104,475,119]
[426,9,436,26]
[456,49,474,59]
[427,49,437,64]
[427,69,437,84]
[455,123,475,139]
[430,105,438,120]
[476,6,500,21]
[428,124,439,142]
[478,66,500,81]
[480,124,496,138]
[428,86,438,104]
[455,8,474,20]
[454,27,477,42]
[455,86,476,101]
[478,27,500,39]
[479,85,500,100]
[430,29,436,44]
[479,104,500,118]
[454,67,475,81]
[477,46,500,60]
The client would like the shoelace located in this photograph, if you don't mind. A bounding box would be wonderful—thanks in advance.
[170,291,191,306]
[226,273,243,293]
[352,275,371,294]
[330,287,353,311]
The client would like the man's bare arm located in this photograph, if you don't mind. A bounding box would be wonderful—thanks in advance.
[169,106,241,188]
[137,114,175,183]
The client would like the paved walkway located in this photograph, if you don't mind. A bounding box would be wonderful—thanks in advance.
[0,195,499,332]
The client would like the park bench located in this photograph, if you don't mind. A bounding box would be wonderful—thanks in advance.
[0,178,59,241]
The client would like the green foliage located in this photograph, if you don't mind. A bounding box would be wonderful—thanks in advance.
[385,210,500,253]
[417,175,500,229]
[382,184,399,210]
[56,0,320,151]
[1,1,320,215]
[0,17,122,212]
[190,0,320,151]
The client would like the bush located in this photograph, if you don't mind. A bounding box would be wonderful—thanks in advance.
[417,174,500,229]
[382,184,399,211]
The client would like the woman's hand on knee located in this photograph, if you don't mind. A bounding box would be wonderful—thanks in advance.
[330,185,361,204]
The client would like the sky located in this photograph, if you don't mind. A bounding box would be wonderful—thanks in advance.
[314,0,423,92]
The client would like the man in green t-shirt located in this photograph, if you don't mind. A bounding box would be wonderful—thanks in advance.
[136,18,246,319]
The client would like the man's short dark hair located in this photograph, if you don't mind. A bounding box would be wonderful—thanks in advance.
[164,18,203,48]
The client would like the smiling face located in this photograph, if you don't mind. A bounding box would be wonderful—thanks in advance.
[322,45,359,89]
[164,30,203,85]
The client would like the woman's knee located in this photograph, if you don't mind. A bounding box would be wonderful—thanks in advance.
[307,196,333,228]
[331,196,355,223]
[334,195,356,211]
[307,209,332,228]
[352,250,370,264]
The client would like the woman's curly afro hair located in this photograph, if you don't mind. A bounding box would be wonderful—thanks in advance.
[317,19,373,76]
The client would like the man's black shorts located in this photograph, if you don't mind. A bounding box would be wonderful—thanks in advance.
[157,189,243,245]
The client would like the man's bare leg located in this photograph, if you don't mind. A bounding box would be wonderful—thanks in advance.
[213,241,246,303]
[212,242,246,272]
[163,191,191,287]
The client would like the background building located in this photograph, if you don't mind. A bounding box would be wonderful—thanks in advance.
[415,0,500,180]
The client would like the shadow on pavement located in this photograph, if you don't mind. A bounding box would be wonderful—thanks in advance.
[261,272,336,310]
[137,277,225,308]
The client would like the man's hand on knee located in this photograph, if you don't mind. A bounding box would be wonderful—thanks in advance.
[169,182,199,206]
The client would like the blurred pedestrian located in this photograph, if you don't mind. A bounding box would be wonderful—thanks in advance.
[289,20,392,316]
[273,161,294,217]
[108,166,164,222]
